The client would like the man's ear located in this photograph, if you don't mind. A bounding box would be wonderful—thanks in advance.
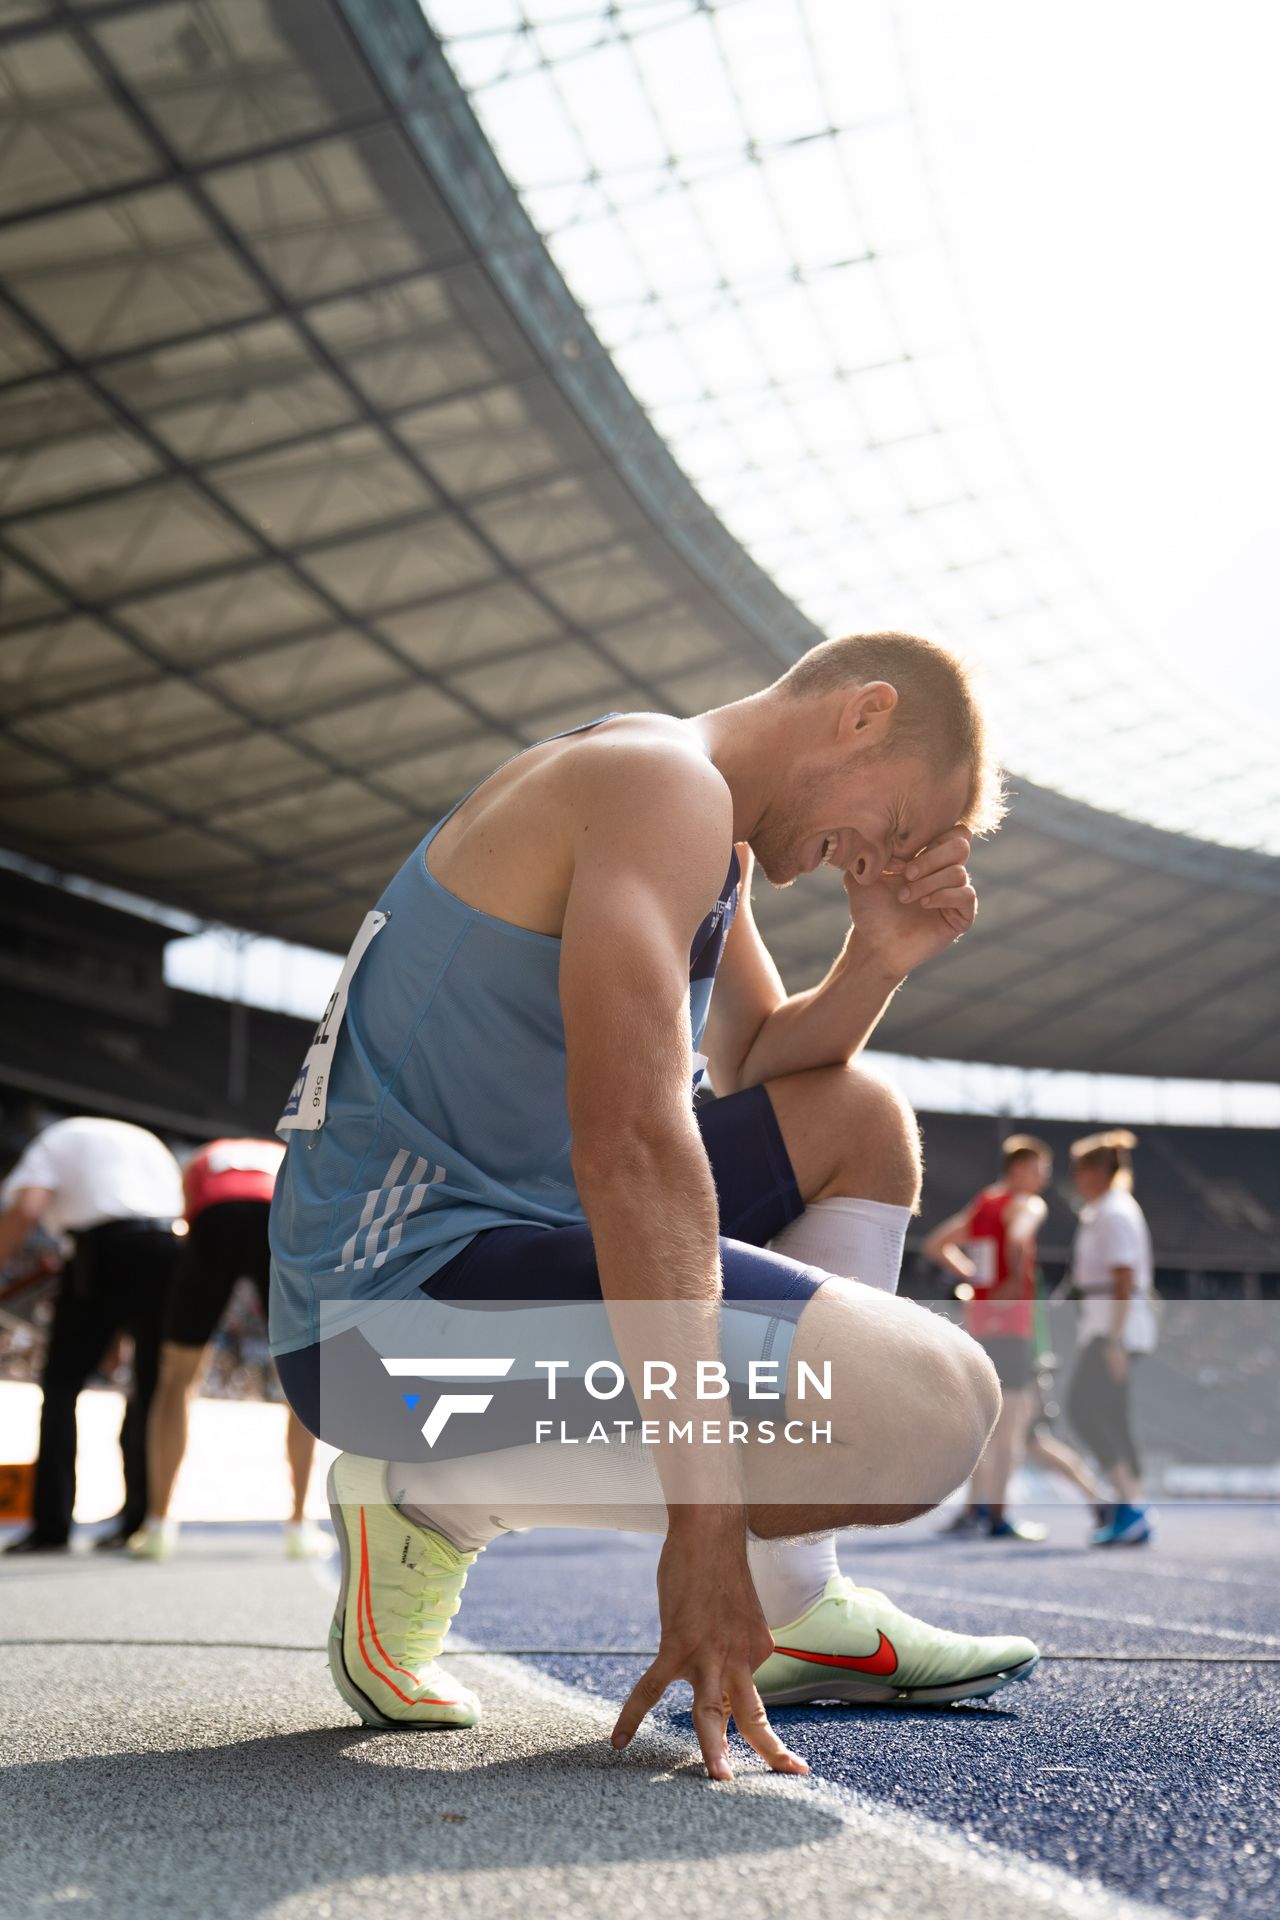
[836,680,898,745]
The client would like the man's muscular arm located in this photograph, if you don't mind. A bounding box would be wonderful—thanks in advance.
[559,737,805,1783]
[705,831,976,1094]
[922,1205,978,1283]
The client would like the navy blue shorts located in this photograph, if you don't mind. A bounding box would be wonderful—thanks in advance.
[426,1083,808,1305]
[277,1085,824,1458]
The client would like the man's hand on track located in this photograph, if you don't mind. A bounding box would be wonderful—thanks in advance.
[610,1520,809,1781]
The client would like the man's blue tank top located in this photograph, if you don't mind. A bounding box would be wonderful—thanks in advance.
[268,718,740,1355]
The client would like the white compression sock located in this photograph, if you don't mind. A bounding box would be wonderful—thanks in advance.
[392,1434,668,1554]
[747,1196,913,1622]
[766,1195,910,1298]
[747,1532,841,1628]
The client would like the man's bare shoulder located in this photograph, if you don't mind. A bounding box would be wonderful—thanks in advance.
[565,716,734,878]
[568,714,728,802]
[429,713,731,937]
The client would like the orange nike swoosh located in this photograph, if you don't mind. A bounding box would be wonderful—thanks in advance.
[771,1631,898,1676]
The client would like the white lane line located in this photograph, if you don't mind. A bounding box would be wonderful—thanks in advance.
[927,1558,1280,1595]
[307,1559,1169,1920]
[857,1545,1280,1594]
[1098,1559,1280,1594]
[882,1579,1280,1649]
[454,1641,1170,1920]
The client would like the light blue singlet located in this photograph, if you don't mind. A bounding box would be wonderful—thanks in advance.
[268,719,739,1356]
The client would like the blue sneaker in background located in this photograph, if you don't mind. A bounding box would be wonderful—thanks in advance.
[1090,1503,1152,1547]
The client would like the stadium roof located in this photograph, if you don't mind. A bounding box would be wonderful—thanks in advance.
[0,0,1277,1082]
[432,0,1280,859]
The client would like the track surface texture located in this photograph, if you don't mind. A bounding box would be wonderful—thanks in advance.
[1,1502,1275,1920]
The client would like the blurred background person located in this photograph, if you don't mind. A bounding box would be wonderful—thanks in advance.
[1066,1130,1158,1547]
[130,1136,326,1561]
[1024,1373,1111,1529]
[923,1134,1052,1541]
[0,1115,183,1553]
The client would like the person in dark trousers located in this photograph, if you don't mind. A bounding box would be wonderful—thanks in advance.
[0,1115,184,1552]
[130,1136,326,1561]
[1065,1129,1157,1547]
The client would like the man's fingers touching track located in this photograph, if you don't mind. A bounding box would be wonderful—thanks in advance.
[612,1658,808,1781]
[692,1691,734,1780]
[612,1657,675,1750]
[726,1675,809,1776]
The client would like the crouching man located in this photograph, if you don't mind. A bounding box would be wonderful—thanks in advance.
[270,632,1039,1779]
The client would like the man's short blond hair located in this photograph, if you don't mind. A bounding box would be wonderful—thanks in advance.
[1002,1133,1053,1172]
[778,631,1006,835]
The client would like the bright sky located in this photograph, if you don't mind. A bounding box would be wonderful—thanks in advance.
[427,0,1280,851]
[902,1,1280,725]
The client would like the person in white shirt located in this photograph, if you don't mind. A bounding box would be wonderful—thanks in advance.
[0,1115,184,1553]
[1064,1129,1157,1547]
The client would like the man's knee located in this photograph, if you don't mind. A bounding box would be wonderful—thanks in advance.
[802,1285,999,1511]
[939,1321,1002,1473]
[821,1062,922,1210]
[891,1308,1000,1507]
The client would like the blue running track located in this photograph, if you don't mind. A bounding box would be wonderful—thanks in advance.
[457,1503,1280,1919]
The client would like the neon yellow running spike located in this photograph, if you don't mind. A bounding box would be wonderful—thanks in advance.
[127,1518,177,1561]
[755,1574,1040,1707]
[284,1519,330,1561]
[326,1453,480,1729]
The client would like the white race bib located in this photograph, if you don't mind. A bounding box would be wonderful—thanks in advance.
[966,1239,997,1287]
[278,910,387,1134]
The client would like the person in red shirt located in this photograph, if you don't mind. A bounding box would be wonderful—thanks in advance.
[129,1138,325,1560]
[923,1134,1052,1540]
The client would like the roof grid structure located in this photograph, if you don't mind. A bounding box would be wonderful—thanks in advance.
[431,0,1280,856]
[0,0,1277,1080]
[0,0,792,940]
